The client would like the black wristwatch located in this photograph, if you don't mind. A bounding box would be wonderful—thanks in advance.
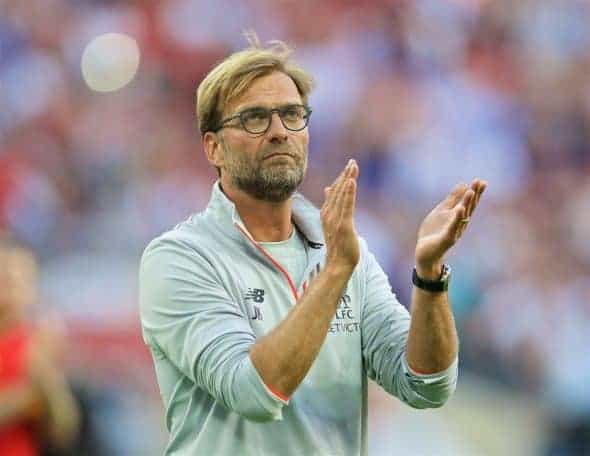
[412,264,451,292]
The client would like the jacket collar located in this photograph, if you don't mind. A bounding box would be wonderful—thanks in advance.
[206,180,324,246]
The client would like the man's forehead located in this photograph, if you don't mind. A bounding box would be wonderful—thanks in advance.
[227,72,302,112]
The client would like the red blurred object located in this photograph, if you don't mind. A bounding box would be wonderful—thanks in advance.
[0,325,38,456]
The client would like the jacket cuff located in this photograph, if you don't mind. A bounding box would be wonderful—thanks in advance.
[403,355,459,382]
[244,354,289,404]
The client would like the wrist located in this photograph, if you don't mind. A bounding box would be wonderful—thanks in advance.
[323,261,355,281]
[415,262,444,281]
[412,264,451,293]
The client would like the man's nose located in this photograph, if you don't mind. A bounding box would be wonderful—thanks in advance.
[266,112,288,141]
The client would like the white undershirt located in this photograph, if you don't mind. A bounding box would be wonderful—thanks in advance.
[259,226,308,287]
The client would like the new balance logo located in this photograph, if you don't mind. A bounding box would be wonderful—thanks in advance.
[245,288,265,321]
[245,288,265,303]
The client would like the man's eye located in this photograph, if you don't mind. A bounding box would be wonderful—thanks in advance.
[243,110,268,121]
[283,107,305,119]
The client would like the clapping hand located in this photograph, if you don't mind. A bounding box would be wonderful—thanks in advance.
[415,179,487,280]
[321,159,360,273]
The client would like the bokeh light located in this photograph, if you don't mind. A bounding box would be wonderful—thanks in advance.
[81,32,140,93]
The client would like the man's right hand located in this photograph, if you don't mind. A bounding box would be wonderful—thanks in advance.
[320,159,360,273]
[250,159,361,399]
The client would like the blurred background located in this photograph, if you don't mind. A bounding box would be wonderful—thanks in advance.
[2,0,590,454]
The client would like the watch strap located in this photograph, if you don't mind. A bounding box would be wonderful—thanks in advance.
[412,264,450,292]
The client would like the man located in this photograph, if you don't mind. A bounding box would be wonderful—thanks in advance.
[139,37,487,455]
[0,238,80,455]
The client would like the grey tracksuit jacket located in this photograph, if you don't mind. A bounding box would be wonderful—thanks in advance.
[139,181,458,455]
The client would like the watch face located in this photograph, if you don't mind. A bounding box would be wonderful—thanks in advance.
[440,264,452,281]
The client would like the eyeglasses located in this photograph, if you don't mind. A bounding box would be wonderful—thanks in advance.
[213,104,312,135]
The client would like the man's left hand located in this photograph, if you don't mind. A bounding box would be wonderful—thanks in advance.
[414,179,487,280]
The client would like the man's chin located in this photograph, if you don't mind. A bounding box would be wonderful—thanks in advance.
[255,184,298,203]
[229,164,305,202]
[237,179,300,203]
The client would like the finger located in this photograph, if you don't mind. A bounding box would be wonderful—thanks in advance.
[323,187,332,211]
[451,204,469,241]
[332,160,355,212]
[464,183,477,217]
[323,181,340,211]
[440,183,468,209]
[338,159,355,190]
[339,160,359,209]
[466,179,487,217]
[348,160,359,181]
[340,173,357,225]
[461,189,475,217]
[470,180,487,216]
[324,160,352,208]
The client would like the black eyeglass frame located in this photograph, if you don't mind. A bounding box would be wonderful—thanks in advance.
[212,104,312,135]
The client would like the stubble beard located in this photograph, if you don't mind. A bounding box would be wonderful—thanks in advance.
[222,141,307,203]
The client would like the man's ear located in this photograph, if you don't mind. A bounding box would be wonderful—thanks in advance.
[203,131,224,169]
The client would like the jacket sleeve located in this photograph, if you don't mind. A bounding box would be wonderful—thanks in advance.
[360,243,458,408]
[139,236,287,422]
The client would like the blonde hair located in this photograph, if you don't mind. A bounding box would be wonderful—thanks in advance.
[196,32,314,136]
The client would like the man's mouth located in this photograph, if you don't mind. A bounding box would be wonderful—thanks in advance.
[263,153,294,160]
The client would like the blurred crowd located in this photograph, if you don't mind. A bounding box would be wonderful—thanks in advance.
[2,0,590,454]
